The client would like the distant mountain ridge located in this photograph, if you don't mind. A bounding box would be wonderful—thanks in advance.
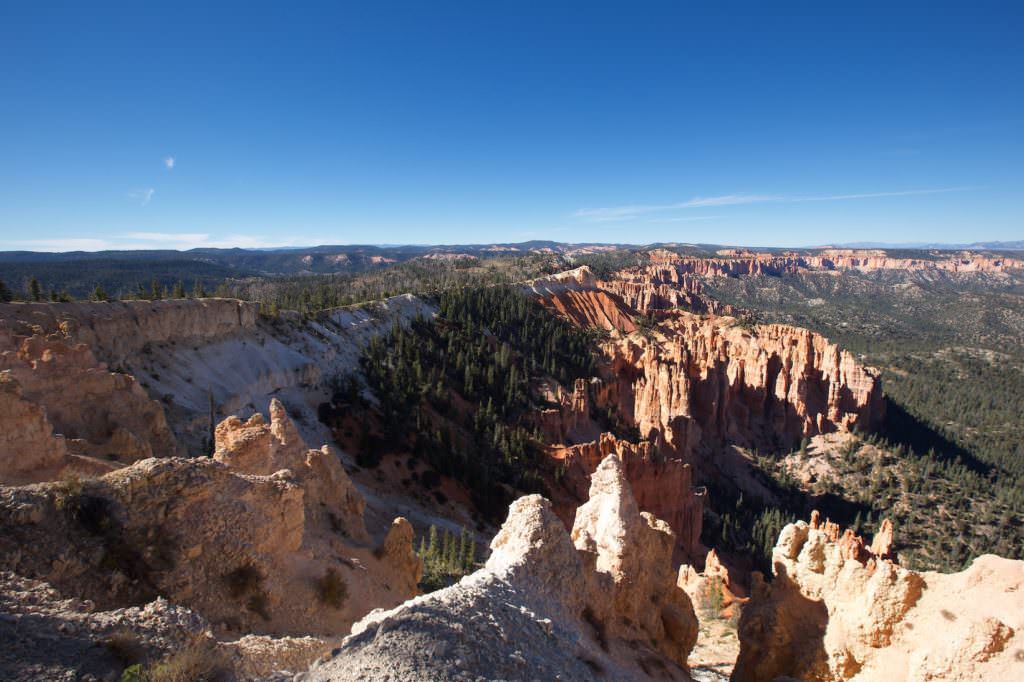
[2,240,1021,299]
[820,240,1024,250]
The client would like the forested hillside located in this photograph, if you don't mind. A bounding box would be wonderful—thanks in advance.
[356,286,598,519]
[704,270,1024,569]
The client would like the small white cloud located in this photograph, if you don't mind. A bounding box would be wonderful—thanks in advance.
[129,188,156,206]
[164,156,175,170]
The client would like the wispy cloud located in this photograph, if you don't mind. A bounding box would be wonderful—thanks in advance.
[5,233,313,252]
[574,187,967,221]
[648,215,722,223]
[5,238,115,252]
[115,232,312,250]
[129,188,156,206]
[123,231,209,245]
[163,156,175,170]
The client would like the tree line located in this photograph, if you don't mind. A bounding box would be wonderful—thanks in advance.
[359,286,597,519]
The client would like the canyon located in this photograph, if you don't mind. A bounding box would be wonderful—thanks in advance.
[0,246,1021,680]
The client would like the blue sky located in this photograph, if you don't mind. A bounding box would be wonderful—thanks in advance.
[1,1,1021,250]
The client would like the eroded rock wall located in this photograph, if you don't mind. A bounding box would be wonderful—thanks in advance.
[0,332,177,482]
[0,401,421,639]
[554,432,704,562]
[734,513,1024,682]
[597,317,884,461]
[306,453,699,681]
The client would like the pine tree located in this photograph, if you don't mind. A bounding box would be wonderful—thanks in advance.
[193,278,207,298]
[151,279,163,300]
[459,528,475,572]
[28,277,41,302]
[0,279,12,303]
[173,280,186,299]
[91,285,108,302]
[426,525,439,560]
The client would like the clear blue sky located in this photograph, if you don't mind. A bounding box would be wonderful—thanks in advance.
[1,1,1021,250]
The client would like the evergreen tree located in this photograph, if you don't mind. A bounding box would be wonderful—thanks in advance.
[173,280,186,298]
[151,279,163,300]
[91,285,108,302]
[0,279,12,303]
[426,525,439,559]
[193,278,207,298]
[28,277,42,302]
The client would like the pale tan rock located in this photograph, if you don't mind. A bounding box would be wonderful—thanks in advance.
[0,373,68,483]
[214,399,367,541]
[378,517,422,597]
[552,431,704,562]
[0,335,176,476]
[0,402,421,640]
[571,454,699,668]
[0,299,259,368]
[734,513,1024,682]
[307,454,698,680]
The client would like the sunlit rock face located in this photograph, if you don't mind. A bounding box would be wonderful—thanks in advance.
[734,513,1024,682]
[305,454,699,681]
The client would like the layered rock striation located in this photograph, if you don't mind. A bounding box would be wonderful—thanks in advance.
[0,295,436,456]
[642,248,1024,277]
[0,400,421,641]
[554,432,704,563]
[306,453,699,681]
[0,333,177,483]
[734,513,1024,682]
[597,317,884,460]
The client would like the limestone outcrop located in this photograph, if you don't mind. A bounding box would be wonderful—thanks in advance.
[526,262,884,465]
[306,453,699,681]
[214,398,367,541]
[596,317,884,460]
[733,513,1024,681]
[0,570,326,682]
[553,432,704,562]
[0,333,177,483]
[0,295,437,455]
[0,299,259,368]
[0,400,421,642]
[640,248,1024,277]
[0,373,69,483]
[571,455,700,666]
[678,548,747,618]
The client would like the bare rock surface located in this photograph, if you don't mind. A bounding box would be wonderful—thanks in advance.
[0,570,327,682]
[306,454,699,681]
[734,513,1024,682]
[0,334,176,483]
[0,401,420,650]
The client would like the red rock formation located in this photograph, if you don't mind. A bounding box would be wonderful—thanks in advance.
[552,432,704,562]
[534,377,603,445]
[594,315,884,460]
[637,248,1024,278]
[602,269,727,314]
[537,288,639,331]
[678,548,748,617]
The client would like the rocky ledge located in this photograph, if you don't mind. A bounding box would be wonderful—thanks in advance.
[306,454,699,681]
